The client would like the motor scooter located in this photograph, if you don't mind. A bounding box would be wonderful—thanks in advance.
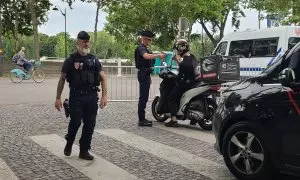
[151,63,220,130]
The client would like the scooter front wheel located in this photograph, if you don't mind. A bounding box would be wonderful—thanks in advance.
[151,96,168,122]
[198,98,217,130]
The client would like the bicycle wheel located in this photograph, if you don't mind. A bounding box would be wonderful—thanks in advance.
[32,69,45,83]
[10,71,24,83]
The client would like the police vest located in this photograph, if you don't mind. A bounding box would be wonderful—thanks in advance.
[67,53,100,89]
[135,44,153,69]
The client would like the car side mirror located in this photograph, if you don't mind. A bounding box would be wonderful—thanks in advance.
[279,68,295,85]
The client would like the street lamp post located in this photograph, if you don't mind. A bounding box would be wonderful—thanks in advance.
[53,6,67,60]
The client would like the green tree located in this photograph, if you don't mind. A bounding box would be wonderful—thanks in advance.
[103,0,246,47]
[190,34,215,60]
[104,0,189,49]
[1,0,51,52]
[195,0,246,46]
[39,33,56,57]
[245,0,300,25]
[54,32,75,58]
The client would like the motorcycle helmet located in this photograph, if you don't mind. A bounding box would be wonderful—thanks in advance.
[173,39,190,56]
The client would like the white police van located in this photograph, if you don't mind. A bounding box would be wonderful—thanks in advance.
[213,26,300,78]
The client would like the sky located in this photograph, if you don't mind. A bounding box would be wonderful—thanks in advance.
[39,0,269,39]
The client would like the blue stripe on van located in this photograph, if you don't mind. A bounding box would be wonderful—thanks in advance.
[240,67,266,71]
[267,47,282,66]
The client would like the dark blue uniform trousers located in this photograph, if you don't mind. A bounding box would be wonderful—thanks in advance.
[67,91,98,151]
[137,70,151,121]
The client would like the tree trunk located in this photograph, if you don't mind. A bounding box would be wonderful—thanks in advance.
[0,8,4,77]
[28,0,39,60]
[219,9,230,42]
[13,1,20,52]
[199,20,218,47]
[94,0,101,54]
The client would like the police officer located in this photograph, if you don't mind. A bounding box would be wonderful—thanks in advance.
[135,30,165,126]
[55,31,107,160]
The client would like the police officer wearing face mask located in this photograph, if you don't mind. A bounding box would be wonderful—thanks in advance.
[55,31,108,160]
[135,30,165,126]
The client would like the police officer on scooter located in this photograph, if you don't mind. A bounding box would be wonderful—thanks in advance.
[135,30,165,126]
[55,31,107,160]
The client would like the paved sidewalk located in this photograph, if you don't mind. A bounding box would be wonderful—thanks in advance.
[0,77,298,180]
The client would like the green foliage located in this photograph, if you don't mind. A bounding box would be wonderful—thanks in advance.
[103,0,246,47]
[245,0,300,25]
[189,34,215,60]
[1,0,51,36]
[104,0,194,49]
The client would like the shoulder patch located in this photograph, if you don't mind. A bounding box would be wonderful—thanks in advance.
[74,62,80,69]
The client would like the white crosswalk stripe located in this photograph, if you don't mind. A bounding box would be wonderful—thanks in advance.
[29,134,141,180]
[0,158,18,180]
[154,124,216,144]
[96,129,234,180]
[0,127,234,180]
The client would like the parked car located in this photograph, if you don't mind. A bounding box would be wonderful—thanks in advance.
[213,42,300,180]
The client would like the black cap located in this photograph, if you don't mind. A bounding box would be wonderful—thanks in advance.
[140,30,155,38]
[77,31,90,40]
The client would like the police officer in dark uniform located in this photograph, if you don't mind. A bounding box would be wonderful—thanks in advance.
[55,31,108,160]
[135,30,165,126]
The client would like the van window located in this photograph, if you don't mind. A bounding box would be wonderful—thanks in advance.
[214,41,228,55]
[252,38,278,57]
[229,40,252,58]
[288,37,300,50]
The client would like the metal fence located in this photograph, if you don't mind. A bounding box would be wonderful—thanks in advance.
[103,65,263,101]
[104,66,162,102]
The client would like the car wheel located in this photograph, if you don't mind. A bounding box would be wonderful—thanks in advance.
[222,121,276,180]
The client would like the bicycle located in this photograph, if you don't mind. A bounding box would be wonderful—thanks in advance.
[10,60,45,83]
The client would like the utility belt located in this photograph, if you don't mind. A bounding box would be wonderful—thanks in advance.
[137,67,154,74]
[70,86,100,95]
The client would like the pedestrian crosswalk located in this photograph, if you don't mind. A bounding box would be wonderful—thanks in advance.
[154,125,215,144]
[0,158,18,180]
[96,129,233,180]
[1,125,235,180]
[30,134,141,180]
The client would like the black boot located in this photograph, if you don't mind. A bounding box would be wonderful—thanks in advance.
[165,120,179,127]
[190,120,197,125]
[138,120,152,126]
[64,142,73,156]
[79,151,94,160]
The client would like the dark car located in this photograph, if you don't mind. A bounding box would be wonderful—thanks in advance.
[213,42,300,180]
